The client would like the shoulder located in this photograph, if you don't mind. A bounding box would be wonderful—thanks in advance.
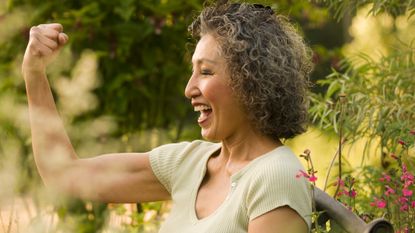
[148,140,220,193]
[244,146,312,227]
[149,140,221,173]
[249,146,306,182]
[149,140,220,159]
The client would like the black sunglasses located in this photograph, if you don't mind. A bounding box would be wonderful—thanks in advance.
[229,3,274,15]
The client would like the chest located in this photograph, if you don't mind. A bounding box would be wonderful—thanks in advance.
[195,171,231,219]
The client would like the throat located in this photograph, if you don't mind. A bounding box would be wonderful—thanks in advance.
[225,159,250,176]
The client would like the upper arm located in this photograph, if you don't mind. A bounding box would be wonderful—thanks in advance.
[248,206,308,233]
[51,152,170,203]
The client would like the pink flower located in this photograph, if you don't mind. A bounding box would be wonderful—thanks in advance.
[402,164,408,173]
[308,174,317,182]
[402,188,413,197]
[335,178,345,187]
[397,227,410,233]
[379,173,391,183]
[296,170,309,179]
[410,129,415,135]
[376,200,387,208]
[411,201,415,208]
[384,185,395,196]
[400,204,409,211]
[370,198,387,208]
[401,172,414,183]
[399,197,408,204]
[348,189,357,198]
[404,180,414,188]
[296,170,317,183]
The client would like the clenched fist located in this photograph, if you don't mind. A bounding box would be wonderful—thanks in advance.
[22,23,68,74]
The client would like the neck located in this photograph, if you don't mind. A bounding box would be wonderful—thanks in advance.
[218,127,282,175]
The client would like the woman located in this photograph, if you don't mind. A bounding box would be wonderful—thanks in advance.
[22,2,313,233]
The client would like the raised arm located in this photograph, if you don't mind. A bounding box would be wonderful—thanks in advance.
[22,23,170,203]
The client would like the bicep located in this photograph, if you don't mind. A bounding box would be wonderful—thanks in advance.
[55,152,170,203]
[248,206,308,233]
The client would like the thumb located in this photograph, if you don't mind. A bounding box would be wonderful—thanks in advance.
[58,33,68,45]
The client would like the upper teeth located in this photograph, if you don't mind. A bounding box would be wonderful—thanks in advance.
[194,105,212,112]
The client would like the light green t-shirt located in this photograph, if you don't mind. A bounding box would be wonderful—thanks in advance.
[149,140,312,233]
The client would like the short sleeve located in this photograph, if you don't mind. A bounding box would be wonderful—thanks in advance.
[148,142,191,194]
[246,156,312,229]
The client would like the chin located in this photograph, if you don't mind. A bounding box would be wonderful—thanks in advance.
[201,129,221,142]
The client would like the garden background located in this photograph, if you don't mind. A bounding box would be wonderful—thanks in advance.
[0,0,414,232]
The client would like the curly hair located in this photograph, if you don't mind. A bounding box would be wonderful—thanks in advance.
[188,1,313,140]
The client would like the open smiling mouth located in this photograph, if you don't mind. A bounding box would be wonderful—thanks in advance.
[194,105,212,124]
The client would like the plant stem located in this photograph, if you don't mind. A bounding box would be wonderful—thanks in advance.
[333,94,346,198]
[323,138,346,191]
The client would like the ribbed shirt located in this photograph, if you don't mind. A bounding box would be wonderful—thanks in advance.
[149,140,312,233]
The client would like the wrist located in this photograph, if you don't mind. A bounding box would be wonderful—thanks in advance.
[22,61,46,78]
[22,67,47,85]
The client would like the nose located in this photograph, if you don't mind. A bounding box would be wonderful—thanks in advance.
[184,73,201,99]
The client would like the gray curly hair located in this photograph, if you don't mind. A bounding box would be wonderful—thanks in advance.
[189,2,313,139]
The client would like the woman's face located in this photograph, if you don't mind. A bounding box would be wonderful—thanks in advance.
[185,34,249,141]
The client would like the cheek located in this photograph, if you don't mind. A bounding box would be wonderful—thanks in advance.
[204,81,235,106]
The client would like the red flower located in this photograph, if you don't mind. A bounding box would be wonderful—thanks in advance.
[296,170,309,179]
[370,198,387,208]
[384,185,395,196]
[399,197,408,204]
[400,204,409,211]
[379,173,391,183]
[349,189,357,198]
[295,170,318,183]
[376,200,387,208]
[402,188,413,197]
[308,174,317,182]
[335,178,345,187]
[398,139,406,146]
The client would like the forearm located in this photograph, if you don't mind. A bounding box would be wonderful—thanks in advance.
[24,69,77,185]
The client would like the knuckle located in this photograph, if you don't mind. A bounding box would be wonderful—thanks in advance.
[30,47,40,56]
[28,42,37,50]
[29,26,38,34]
[52,30,59,38]
[51,42,58,49]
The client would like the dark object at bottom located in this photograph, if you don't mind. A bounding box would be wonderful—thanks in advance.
[314,188,394,233]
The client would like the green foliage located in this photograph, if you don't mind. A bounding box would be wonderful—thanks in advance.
[2,0,413,232]
[56,199,108,233]
[309,44,415,162]
[308,1,415,232]
[19,0,203,134]
[314,0,415,20]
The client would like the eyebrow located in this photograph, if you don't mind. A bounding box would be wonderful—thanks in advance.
[192,58,218,65]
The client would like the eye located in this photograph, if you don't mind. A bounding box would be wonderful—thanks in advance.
[201,69,213,75]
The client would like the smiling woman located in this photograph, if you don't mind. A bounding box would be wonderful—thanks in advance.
[185,34,248,141]
[21,1,312,233]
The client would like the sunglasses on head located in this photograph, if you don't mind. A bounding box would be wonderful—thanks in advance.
[229,3,274,15]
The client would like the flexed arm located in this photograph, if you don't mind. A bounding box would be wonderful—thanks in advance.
[22,24,170,203]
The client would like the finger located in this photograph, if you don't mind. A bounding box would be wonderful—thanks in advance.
[29,36,53,57]
[30,26,59,43]
[32,30,59,50]
[36,26,60,41]
[38,23,63,33]
[58,33,68,45]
